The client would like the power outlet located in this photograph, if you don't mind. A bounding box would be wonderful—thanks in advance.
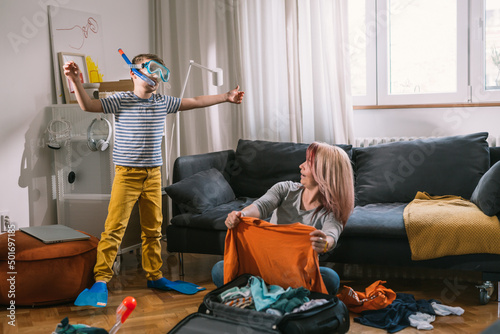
[0,211,10,233]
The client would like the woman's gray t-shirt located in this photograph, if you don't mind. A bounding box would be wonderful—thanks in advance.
[253,181,343,243]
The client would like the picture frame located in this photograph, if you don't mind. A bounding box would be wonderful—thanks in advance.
[58,52,89,104]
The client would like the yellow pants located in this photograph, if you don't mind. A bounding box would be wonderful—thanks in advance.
[94,166,164,282]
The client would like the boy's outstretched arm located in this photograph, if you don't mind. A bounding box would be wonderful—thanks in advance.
[63,61,103,113]
[179,85,244,111]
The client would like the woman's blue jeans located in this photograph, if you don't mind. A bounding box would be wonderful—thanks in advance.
[211,260,340,295]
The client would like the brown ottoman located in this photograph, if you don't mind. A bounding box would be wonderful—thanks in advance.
[0,229,98,306]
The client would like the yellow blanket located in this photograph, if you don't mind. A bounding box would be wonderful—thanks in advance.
[404,191,500,260]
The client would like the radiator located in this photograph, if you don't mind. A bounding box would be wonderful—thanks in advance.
[354,135,500,147]
[487,135,500,147]
[354,136,427,147]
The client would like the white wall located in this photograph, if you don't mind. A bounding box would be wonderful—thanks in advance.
[0,0,152,228]
[353,106,500,142]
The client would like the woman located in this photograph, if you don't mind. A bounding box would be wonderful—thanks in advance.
[211,142,355,294]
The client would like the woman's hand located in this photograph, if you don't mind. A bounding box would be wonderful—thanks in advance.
[310,229,332,254]
[225,211,244,229]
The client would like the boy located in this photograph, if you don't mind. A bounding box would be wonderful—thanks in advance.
[64,53,244,307]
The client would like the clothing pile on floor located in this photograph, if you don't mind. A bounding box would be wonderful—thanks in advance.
[53,317,108,334]
[218,276,329,316]
[337,280,465,332]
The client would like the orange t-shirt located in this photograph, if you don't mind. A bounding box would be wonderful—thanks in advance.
[337,280,397,313]
[223,217,328,294]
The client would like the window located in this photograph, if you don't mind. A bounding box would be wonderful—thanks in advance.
[349,0,500,106]
[471,0,500,102]
[348,0,376,105]
[482,1,500,89]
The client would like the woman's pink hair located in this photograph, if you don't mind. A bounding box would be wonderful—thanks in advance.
[306,142,354,227]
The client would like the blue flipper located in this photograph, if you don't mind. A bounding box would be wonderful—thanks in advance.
[74,282,108,307]
[147,277,206,295]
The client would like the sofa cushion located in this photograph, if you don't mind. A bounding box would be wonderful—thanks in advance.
[353,132,490,206]
[343,203,408,238]
[170,197,256,230]
[166,168,235,214]
[230,139,352,198]
[471,161,500,216]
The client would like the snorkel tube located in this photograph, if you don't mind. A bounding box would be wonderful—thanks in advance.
[118,48,156,87]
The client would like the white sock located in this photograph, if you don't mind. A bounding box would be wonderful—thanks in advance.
[409,312,435,330]
[431,302,465,316]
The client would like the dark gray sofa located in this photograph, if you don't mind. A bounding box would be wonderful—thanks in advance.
[165,133,500,302]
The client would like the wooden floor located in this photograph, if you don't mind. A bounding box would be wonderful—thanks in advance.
[1,242,499,334]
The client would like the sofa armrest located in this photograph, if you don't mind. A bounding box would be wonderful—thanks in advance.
[170,149,236,216]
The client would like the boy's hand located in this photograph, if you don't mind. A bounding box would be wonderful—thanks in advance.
[61,61,103,113]
[226,85,245,104]
[63,61,81,83]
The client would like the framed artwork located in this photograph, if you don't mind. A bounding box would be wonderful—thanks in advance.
[49,6,105,103]
[58,52,88,104]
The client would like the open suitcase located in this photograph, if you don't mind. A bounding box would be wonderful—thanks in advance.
[168,274,350,333]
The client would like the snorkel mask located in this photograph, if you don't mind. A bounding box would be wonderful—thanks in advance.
[118,48,169,87]
[130,60,170,83]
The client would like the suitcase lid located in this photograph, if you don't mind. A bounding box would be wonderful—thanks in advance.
[168,313,278,333]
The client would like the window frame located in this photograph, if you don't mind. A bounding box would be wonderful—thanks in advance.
[469,0,500,102]
[351,0,377,106]
[377,0,469,105]
[351,0,500,106]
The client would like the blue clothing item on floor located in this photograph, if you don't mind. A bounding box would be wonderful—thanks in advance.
[53,317,108,334]
[354,293,436,333]
[147,277,206,295]
[74,282,108,308]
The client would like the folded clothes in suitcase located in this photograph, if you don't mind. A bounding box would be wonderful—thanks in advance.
[168,274,349,334]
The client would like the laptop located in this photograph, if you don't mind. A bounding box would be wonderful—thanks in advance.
[20,225,90,244]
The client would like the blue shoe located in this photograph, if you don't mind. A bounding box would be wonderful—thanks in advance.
[147,277,206,295]
[74,282,108,307]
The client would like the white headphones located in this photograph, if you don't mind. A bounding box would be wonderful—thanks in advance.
[87,117,112,152]
[47,119,71,149]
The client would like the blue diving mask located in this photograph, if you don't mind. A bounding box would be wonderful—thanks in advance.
[130,60,170,82]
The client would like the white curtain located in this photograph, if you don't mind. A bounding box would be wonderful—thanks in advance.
[236,0,297,142]
[158,0,354,180]
[236,0,354,144]
[159,0,243,183]
[294,0,355,144]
